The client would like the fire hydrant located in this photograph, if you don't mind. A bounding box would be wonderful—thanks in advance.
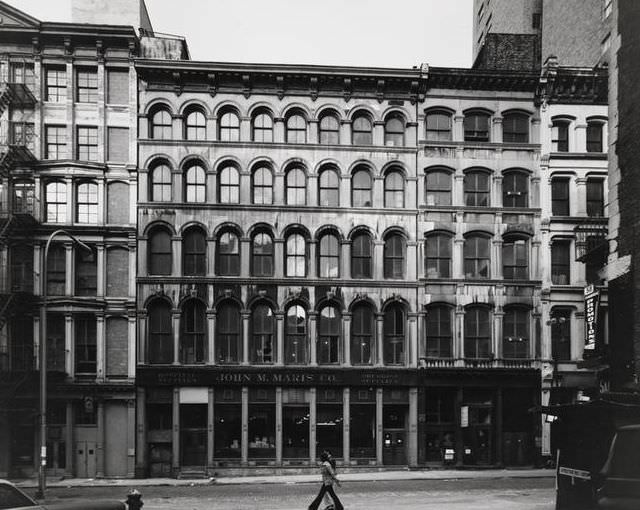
[126,489,143,510]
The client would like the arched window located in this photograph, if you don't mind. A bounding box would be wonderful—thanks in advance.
[464,306,491,358]
[426,110,452,141]
[502,236,528,280]
[45,180,66,222]
[285,305,308,364]
[464,170,490,206]
[352,113,372,145]
[76,181,98,223]
[251,304,274,364]
[150,163,172,202]
[384,115,405,146]
[586,120,604,152]
[503,307,529,359]
[183,227,206,276]
[185,108,206,140]
[425,169,452,206]
[184,164,206,203]
[425,233,452,278]
[502,171,528,208]
[285,233,306,277]
[216,231,240,276]
[150,107,172,139]
[286,112,307,143]
[384,303,405,365]
[464,111,490,142]
[216,301,241,363]
[552,119,570,152]
[352,169,372,207]
[252,111,273,142]
[425,305,452,358]
[218,109,240,141]
[384,233,405,279]
[218,165,240,204]
[351,232,372,279]
[502,112,529,143]
[319,112,340,145]
[318,168,340,207]
[286,167,306,205]
[464,234,490,278]
[252,232,273,276]
[384,170,405,208]
[318,233,339,278]
[252,166,273,205]
[148,227,172,275]
[148,299,173,364]
[351,303,373,365]
[181,299,206,363]
[318,305,340,364]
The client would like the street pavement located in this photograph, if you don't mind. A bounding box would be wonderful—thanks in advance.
[24,476,556,510]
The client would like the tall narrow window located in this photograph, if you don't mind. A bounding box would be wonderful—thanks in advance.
[351,304,373,365]
[464,112,490,142]
[425,170,452,206]
[426,111,452,141]
[181,300,206,363]
[216,302,241,363]
[76,182,98,223]
[148,228,172,276]
[183,227,206,276]
[75,316,97,374]
[252,167,273,205]
[76,69,97,103]
[286,233,306,277]
[318,169,340,207]
[251,304,274,364]
[45,125,66,160]
[318,233,339,278]
[383,304,405,365]
[219,110,240,141]
[148,300,173,364]
[551,240,571,285]
[150,163,172,202]
[319,113,340,144]
[384,171,405,208]
[318,305,340,364]
[586,121,604,152]
[75,246,97,296]
[151,108,172,139]
[185,109,206,141]
[503,238,528,280]
[351,232,372,279]
[551,178,570,216]
[384,233,405,279]
[464,235,490,278]
[217,231,240,276]
[218,165,240,204]
[384,115,405,146]
[425,305,452,358]
[46,67,66,102]
[77,126,98,161]
[464,171,490,206]
[552,120,570,152]
[286,168,306,205]
[352,169,372,207]
[185,164,206,203]
[252,232,273,276]
[502,172,528,208]
[286,113,307,143]
[503,308,529,359]
[46,244,65,296]
[252,112,273,142]
[425,233,452,278]
[502,112,529,143]
[46,181,66,223]
[352,114,372,145]
[586,179,604,217]
[551,310,571,361]
[285,305,307,364]
[464,307,491,358]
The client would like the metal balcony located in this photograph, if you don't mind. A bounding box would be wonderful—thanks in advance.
[574,217,608,262]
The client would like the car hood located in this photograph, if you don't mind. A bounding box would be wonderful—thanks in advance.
[44,501,126,510]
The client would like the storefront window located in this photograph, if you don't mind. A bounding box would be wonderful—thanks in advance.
[349,403,376,458]
[214,403,242,458]
[283,406,309,458]
[316,403,343,458]
[248,403,276,459]
[425,388,456,464]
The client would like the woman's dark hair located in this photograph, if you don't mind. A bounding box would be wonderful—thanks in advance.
[320,451,330,462]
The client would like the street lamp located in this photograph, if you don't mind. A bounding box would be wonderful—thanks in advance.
[37,229,91,500]
[547,315,567,387]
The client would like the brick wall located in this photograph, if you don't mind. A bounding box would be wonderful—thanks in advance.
[106,316,129,377]
[106,247,130,297]
[473,33,540,71]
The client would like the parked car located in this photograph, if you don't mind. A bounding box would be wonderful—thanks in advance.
[0,479,126,510]
[595,424,640,510]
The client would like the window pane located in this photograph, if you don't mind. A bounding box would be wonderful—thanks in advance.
[425,170,452,206]
[219,166,240,203]
[285,305,307,364]
[286,234,306,277]
[426,112,452,141]
[352,170,372,207]
[352,115,372,145]
[319,170,339,207]
[286,168,306,205]
[464,113,490,142]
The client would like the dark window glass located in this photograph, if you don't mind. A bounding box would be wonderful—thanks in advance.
[252,167,273,205]
[502,172,528,207]
[219,111,240,141]
[251,304,274,364]
[351,304,373,365]
[216,303,241,363]
[464,307,491,358]
[286,113,306,143]
[425,234,452,278]
[319,169,340,207]
[384,171,405,208]
[551,310,571,361]
[551,241,571,285]
[75,246,97,296]
[151,109,172,139]
[552,120,569,152]
[502,113,529,143]
[46,244,65,296]
[352,114,372,145]
[551,178,570,216]
[286,233,306,277]
[47,314,65,370]
[352,169,372,207]
[76,69,97,103]
[464,235,490,278]
[77,126,98,161]
[181,300,206,363]
[185,165,206,203]
[149,229,172,276]
[383,304,405,365]
[464,171,490,206]
[46,181,66,222]
[76,182,98,223]
[503,238,528,280]
[318,234,339,278]
[218,166,240,204]
[253,112,273,142]
[45,125,66,160]
[183,228,206,276]
[46,67,66,102]
[384,116,405,146]
[425,170,452,206]
[318,306,340,364]
[586,122,603,152]
[425,306,452,358]
[426,111,452,141]
[464,112,490,142]
[384,234,405,279]
[217,232,240,276]
[149,300,172,364]
[185,110,206,140]
[252,233,273,276]
[151,164,172,202]
[503,308,529,358]
[351,233,372,279]
[319,114,340,145]
[75,315,97,374]
[285,305,307,364]
[586,179,604,217]
[286,168,306,205]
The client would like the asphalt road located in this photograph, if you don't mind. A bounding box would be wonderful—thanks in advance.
[30,477,555,510]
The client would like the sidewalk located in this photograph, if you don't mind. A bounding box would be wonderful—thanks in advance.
[13,468,555,489]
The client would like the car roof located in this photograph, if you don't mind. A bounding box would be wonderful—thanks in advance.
[618,424,640,431]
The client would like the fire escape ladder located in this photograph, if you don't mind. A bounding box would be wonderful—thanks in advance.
[0,84,14,117]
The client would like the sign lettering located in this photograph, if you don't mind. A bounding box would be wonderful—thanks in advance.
[583,285,600,354]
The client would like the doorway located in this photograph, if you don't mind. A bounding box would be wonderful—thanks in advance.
[383,404,407,465]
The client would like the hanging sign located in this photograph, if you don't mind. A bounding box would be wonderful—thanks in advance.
[583,285,601,355]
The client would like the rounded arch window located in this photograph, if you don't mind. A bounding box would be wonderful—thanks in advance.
[251,303,275,364]
[76,181,98,223]
[502,112,529,143]
[216,230,240,276]
[384,170,405,208]
[46,180,66,222]
[285,232,306,277]
[464,234,490,278]
[182,226,206,276]
[218,109,240,141]
[185,107,206,140]
[464,170,490,207]
[384,115,405,147]
[252,166,273,205]
[253,110,273,142]
[503,307,530,359]
[319,112,340,145]
[383,302,405,365]
[351,231,372,279]
[502,171,528,208]
[148,227,172,276]
[184,163,206,203]
[464,111,490,142]
[318,305,341,364]
[148,299,173,364]
[352,113,372,145]
[285,304,308,364]
[216,301,241,363]
[150,163,172,202]
[503,235,529,280]
[383,233,405,279]
[150,107,172,139]
[425,232,452,278]
[286,167,306,205]
[352,169,372,207]
[180,299,206,363]
[464,306,491,358]
[218,165,240,204]
[425,305,453,358]
[426,110,452,141]
[252,231,273,276]
[318,168,340,207]
[425,168,452,206]
[286,112,307,143]
[351,302,374,365]
[318,232,340,278]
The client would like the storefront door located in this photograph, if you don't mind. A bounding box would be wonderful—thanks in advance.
[180,404,207,468]
[75,441,96,478]
[383,429,407,465]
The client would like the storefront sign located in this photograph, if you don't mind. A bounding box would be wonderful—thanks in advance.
[460,405,469,428]
[583,285,601,355]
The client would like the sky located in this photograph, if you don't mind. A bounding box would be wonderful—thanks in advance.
[6,0,473,68]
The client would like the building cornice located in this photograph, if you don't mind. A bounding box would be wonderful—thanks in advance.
[536,57,608,107]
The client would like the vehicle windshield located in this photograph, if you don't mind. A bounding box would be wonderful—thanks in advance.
[609,429,640,478]
[0,484,36,509]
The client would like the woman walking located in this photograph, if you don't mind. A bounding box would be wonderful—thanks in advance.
[308,451,344,510]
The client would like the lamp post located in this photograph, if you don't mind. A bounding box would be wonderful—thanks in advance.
[36,229,91,500]
[547,315,567,387]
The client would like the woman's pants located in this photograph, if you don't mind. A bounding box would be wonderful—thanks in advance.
[308,483,344,510]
